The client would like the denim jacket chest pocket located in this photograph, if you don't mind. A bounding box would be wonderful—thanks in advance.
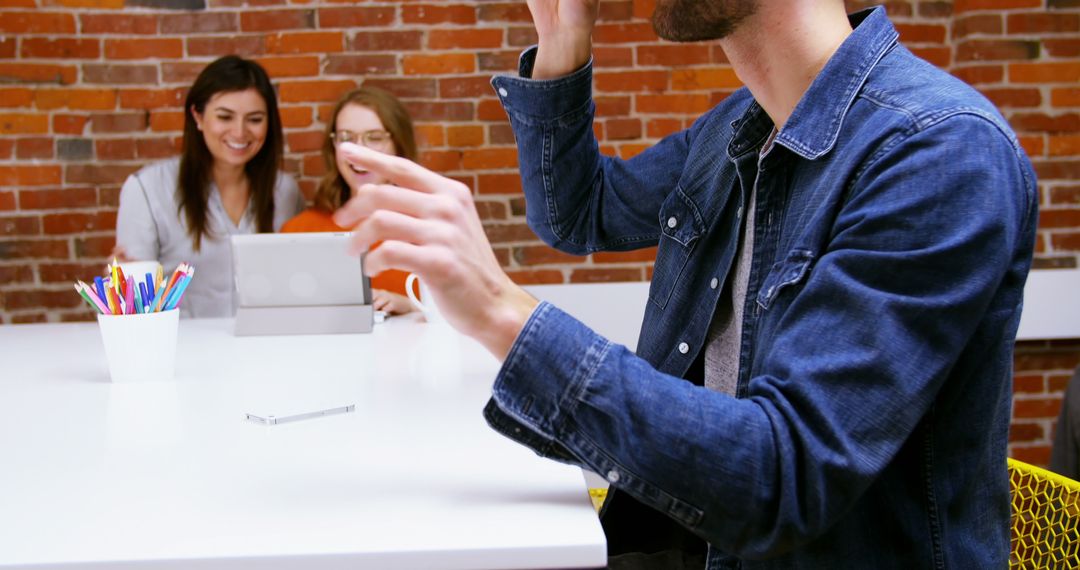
[757,248,816,311]
[648,188,704,309]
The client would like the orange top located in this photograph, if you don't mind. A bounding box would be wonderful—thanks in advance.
[280,209,411,297]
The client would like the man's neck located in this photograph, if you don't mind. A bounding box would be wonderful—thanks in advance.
[719,2,853,129]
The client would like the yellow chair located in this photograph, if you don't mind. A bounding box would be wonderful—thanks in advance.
[1008,457,1080,569]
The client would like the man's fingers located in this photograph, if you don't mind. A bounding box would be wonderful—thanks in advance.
[338,142,461,197]
[334,183,456,230]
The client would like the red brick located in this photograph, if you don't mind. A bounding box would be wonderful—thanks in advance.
[1050,185,1080,205]
[0,88,32,107]
[463,148,517,170]
[1007,12,1080,34]
[477,173,522,195]
[1050,231,1080,251]
[19,187,97,210]
[89,112,146,134]
[428,29,503,50]
[1014,374,1046,393]
[82,64,158,85]
[957,39,1038,62]
[477,2,530,23]
[0,164,60,186]
[36,89,117,111]
[513,245,585,265]
[599,0,633,20]
[0,113,48,135]
[1008,422,1045,442]
[403,54,475,75]
[278,80,355,103]
[159,12,237,34]
[489,124,515,145]
[72,235,114,257]
[38,262,107,283]
[240,10,314,32]
[636,93,712,115]
[637,44,711,66]
[596,70,669,93]
[1010,62,1080,83]
[596,96,632,117]
[53,114,88,135]
[105,39,183,60]
[895,23,947,43]
[1044,38,1080,58]
[1013,396,1063,418]
[605,118,642,140]
[42,211,116,234]
[911,47,951,68]
[20,38,100,59]
[1052,88,1080,107]
[482,224,538,244]
[1049,372,1077,392]
[474,199,508,221]
[364,78,437,99]
[507,269,565,285]
[322,54,396,75]
[139,137,180,158]
[1049,135,1080,157]
[647,118,683,138]
[952,14,1002,38]
[266,31,344,54]
[0,11,76,33]
[406,101,474,122]
[404,3,477,24]
[15,137,52,159]
[117,88,185,110]
[64,164,136,185]
[3,289,82,310]
[187,36,264,57]
[0,191,13,210]
[1034,160,1080,180]
[10,314,48,324]
[447,125,484,147]
[149,111,184,133]
[0,36,13,57]
[413,124,445,147]
[279,106,313,128]
[79,13,157,34]
[318,6,395,28]
[954,0,1040,10]
[594,47,634,68]
[253,56,319,79]
[1018,135,1044,157]
[0,215,41,236]
[476,51,518,72]
[507,26,539,47]
[348,31,423,52]
[570,267,645,283]
[617,143,650,159]
[671,68,741,91]
[0,238,69,259]
[285,130,325,153]
[160,62,205,84]
[96,139,135,160]
[594,22,657,44]
[0,63,77,85]
[419,150,462,172]
[594,247,659,263]
[1010,113,1080,133]
[980,87,1041,108]
[301,154,325,177]
[952,64,1004,85]
[439,76,493,99]
[0,265,33,285]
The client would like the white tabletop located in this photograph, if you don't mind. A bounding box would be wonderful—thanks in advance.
[0,315,606,569]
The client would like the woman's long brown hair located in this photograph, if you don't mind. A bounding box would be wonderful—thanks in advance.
[312,86,418,213]
[178,55,283,251]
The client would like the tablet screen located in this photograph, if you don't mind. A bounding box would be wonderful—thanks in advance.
[231,232,370,308]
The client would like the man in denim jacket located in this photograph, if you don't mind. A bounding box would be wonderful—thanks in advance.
[335,0,1038,567]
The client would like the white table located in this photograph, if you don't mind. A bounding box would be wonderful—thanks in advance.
[0,315,606,569]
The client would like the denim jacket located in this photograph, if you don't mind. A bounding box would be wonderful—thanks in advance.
[486,8,1037,569]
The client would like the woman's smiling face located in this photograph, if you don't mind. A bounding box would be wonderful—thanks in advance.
[192,88,268,170]
[333,103,398,195]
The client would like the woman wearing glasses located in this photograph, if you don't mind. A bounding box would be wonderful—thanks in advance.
[114,55,305,317]
[281,86,419,315]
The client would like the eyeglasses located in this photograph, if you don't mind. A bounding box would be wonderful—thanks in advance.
[331,129,393,149]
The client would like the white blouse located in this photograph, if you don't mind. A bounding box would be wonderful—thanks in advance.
[115,157,305,318]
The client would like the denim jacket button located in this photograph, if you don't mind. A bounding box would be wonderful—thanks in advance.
[678,342,689,354]
[710,277,719,289]
[667,216,678,229]
[606,470,620,483]
[498,87,508,97]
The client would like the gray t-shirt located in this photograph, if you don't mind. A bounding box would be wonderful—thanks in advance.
[115,157,305,318]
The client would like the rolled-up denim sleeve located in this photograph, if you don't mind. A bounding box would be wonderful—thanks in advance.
[490,47,691,255]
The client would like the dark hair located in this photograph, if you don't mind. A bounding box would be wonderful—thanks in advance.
[312,86,417,213]
[178,55,283,251]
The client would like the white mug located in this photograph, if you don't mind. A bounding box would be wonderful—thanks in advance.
[405,273,444,324]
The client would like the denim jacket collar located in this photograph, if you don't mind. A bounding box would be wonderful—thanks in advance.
[728,7,899,161]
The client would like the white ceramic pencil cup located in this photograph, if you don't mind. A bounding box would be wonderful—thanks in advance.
[96,309,179,383]
[405,273,445,324]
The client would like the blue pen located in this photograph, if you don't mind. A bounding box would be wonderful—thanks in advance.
[139,282,149,313]
[144,273,155,305]
[94,276,107,304]
[164,275,192,311]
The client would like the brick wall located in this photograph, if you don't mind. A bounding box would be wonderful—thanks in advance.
[0,1,1077,463]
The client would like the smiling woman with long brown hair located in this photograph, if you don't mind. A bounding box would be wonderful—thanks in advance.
[114,55,305,317]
